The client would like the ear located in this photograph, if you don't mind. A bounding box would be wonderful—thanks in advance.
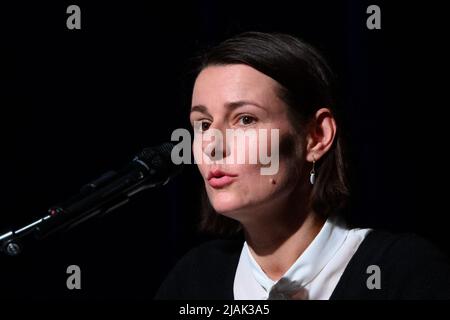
[305,108,337,162]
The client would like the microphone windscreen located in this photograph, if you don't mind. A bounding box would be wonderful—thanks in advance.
[136,143,183,178]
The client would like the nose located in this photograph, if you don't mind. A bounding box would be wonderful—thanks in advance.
[203,125,230,161]
[209,141,226,159]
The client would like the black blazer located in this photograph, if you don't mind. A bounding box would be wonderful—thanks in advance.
[155,230,450,300]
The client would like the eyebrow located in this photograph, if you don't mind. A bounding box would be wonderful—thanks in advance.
[190,105,211,116]
[190,100,266,115]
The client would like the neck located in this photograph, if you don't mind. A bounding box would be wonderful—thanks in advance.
[241,189,325,281]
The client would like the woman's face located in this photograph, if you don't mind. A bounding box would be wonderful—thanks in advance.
[190,64,307,222]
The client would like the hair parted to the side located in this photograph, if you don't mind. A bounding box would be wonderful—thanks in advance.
[193,31,350,236]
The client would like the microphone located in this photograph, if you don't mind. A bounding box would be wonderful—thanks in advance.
[0,143,183,256]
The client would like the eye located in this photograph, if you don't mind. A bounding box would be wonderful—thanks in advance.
[193,120,211,132]
[201,121,211,131]
[238,115,256,126]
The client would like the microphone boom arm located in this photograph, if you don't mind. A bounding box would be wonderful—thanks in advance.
[0,144,180,256]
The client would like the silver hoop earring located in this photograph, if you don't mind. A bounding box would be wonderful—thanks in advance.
[310,157,316,185]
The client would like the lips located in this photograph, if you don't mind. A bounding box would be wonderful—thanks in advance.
[207,169,238,188]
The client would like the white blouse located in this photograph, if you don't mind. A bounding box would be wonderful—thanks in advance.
[233,217,372,300]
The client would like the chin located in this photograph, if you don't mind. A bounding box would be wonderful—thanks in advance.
[209,192,246,216]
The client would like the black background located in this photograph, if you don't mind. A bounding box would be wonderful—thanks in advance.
[1,0,449,300]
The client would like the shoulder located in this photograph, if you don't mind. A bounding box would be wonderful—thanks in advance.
[172,238,244,274]
[332,230,450,299]
[359,230,449,269]
[154,238,243,300]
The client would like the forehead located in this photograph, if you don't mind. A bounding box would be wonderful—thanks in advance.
[192,64,280,106]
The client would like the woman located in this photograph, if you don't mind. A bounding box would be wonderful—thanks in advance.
[156,32,450,299]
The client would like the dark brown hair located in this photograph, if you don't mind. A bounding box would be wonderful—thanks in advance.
[193,32,350,236]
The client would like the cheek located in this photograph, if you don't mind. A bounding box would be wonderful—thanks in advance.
[244,160,297,198]
[192,135,204,167]
[250,131,301,197]
[255,158,297,192]
[196,162,208,180]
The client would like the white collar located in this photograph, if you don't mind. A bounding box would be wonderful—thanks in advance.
[241,216,350,298]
